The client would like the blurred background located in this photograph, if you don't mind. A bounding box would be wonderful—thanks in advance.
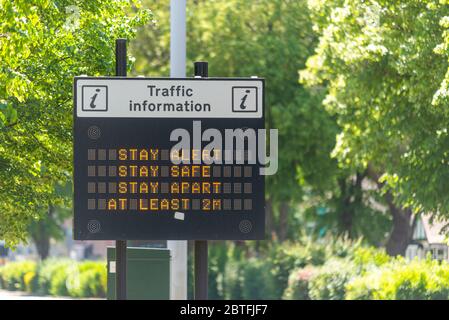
[1,0,449,300]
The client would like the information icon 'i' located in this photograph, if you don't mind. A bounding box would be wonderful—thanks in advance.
[82,85,108,111]
[232,87,258,112]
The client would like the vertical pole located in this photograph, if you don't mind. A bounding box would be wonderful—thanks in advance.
[194,61,209,300]
[115,38,127,301]
[170,0,186,76]
[168,0,188,300]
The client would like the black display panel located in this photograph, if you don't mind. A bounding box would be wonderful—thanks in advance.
[73,77,265,240]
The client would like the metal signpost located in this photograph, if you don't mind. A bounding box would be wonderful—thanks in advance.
[114,39,127,301]
[73,44,265,299]
[194,62,209,300]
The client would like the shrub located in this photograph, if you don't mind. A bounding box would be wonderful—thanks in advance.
[283,266,317,300]
[308,258,357,300]
[324,236,364,260]
[222,259,244,300]
[49,265,70,296]
[219,243,247,300]
[346,258,449,300]
[23,270,38,293]
[0,259,107,298]
[211,237,366,300]
[352,246,391,270]
[282,245,388,300]
[208,243,229,300]
[269,236,366,299]
[344,272,379,300]
[241,258,277,300]
[67,261,106,298]
[269,241,327,299]
[0,261,37,291]
[37,259,72,295]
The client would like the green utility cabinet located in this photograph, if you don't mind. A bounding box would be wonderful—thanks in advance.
[107,247,170,300]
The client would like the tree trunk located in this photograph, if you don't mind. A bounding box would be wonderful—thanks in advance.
[265,198,274,239]
[337,172,364,238]
[337,177,352,237]
[366,164,415,256]
[278,201,289,242]
[384,193,415,256]
[31,205,54,260]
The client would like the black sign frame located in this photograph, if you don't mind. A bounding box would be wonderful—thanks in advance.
[73,77,265,240]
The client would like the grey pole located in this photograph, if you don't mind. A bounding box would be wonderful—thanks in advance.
[115,38,127,300]
[168,0,188,300]
[170,0,186,76]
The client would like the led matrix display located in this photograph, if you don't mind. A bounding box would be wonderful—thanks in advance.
[85,148,254,212]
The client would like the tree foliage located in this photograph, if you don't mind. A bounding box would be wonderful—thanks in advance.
[0,0,151,246]
[302,0,449,218]
[133,0,341,240]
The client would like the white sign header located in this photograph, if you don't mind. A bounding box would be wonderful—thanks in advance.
[75,77,264,118]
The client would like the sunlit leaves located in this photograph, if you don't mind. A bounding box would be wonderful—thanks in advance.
[0,0,152,246]
[303,0,449,217]
[133,0,339,202]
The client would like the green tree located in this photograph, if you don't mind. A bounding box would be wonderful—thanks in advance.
[297,168,390,246]
[0,0,152,247]
[302,0,449,255]
[28,205,68,260]
[132,0,342,242]
[28,182,72,260]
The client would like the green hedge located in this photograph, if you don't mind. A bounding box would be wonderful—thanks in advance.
[308,258,357,300]
[0,261,37,292]
[37,259,72,296]
[346,258,449,300]
[115,243,449,300]
[67,262,107,298]
[205,236,365,300]
[283,246,392,300]
[282,247,449,300]
[0,259,106,298]
[283,266,316,300]
[4,245,447,300]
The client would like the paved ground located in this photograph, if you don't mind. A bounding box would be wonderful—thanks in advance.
[0,289,75,300]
